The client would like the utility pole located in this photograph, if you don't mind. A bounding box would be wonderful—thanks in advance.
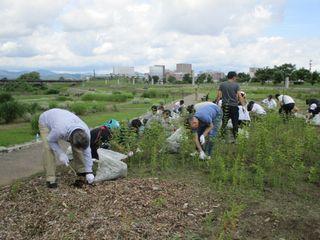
[309,59,312,72]
[192,70,195,86]
[93,69,96,80]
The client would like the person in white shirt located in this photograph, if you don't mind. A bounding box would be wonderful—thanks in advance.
[173,100,185,113]
[247,101,266,116]
[39,108,94,188]
[238,105,251,126]
[275,94,295,116]
[238,91,250,126]
[306,99,320,120]
[262,95,277,109]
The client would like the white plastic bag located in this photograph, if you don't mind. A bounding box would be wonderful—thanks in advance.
[238,106,251,121]
[94,148,128,182]
[311,114,320,126]
[167,127,184,152]
[66,146,73,160]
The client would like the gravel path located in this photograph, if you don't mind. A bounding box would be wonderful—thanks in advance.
[0,93,203,186]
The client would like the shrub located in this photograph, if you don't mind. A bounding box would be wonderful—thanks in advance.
[48,102,58,109]
[0,93,13,102]
[30,113,40,134]
[91,102,106,113]
[131,98,141,104]
[26,102,40,114]
[141,89,169,98]
[69,102,88,115]
[0,100,25,123]
[143,98,151,104]
[112,104,119,112]
[1,80,34,92]
[46,89,60,95]
[56,96,72,101]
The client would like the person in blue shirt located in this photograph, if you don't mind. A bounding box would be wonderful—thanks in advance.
[189,102,222,159]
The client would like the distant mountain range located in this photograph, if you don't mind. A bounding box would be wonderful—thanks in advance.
[0,69,88,80]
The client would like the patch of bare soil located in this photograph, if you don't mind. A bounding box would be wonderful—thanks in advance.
[237,187,320,240]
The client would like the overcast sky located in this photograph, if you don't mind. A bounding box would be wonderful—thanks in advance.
[0,0,319,73]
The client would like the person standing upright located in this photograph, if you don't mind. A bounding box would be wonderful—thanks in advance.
[215,71,244,140]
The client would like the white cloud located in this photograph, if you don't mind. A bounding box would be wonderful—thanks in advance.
[0,0,67,38]
[0,0,319,72]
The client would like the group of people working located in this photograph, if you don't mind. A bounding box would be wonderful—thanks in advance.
[39,71,319,188]
[187,71,318,160]
[38,101,183,188]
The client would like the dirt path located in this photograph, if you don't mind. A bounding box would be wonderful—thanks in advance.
[0,93,203,186]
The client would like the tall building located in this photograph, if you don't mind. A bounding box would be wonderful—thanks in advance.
[176,63,192,75]
[211,71,225,81]
[205,71,225,81]
[113,66,135,77]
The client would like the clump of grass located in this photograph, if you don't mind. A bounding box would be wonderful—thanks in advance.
[69,102,88,115]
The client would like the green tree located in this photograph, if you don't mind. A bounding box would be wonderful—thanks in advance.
[292,68,311,82]
[274,63,296,79]
[255,67,273,85]
[207,74,213,83]
[272,70,284,84]
[182,73,192,84]
[167,75,177,83]
[17,71,40,81]
[237,72,250,83]
[152,75,159,84]
[310,71,319,85]
[196,73,207,84]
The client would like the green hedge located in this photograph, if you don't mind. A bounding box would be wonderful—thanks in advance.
[141,89,169,98]
[82,92,133,102]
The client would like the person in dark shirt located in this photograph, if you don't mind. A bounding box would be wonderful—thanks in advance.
[215,71,244,140]
[90,126,112,159]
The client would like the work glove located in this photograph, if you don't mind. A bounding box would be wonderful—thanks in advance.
[59,153,69,166]
[199,135,206,145]
[199,151,206,160]
[86,173,95,184]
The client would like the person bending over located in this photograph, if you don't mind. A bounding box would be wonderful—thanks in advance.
[247,101,267,116]
[306,98,320,120]
[189,102,222,160]
[39,108,94,188]
[275,94,295,116]
[262,95,277,109]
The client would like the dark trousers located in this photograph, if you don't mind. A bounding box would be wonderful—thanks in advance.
[221,105,239,139]
[279,103,295,115]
